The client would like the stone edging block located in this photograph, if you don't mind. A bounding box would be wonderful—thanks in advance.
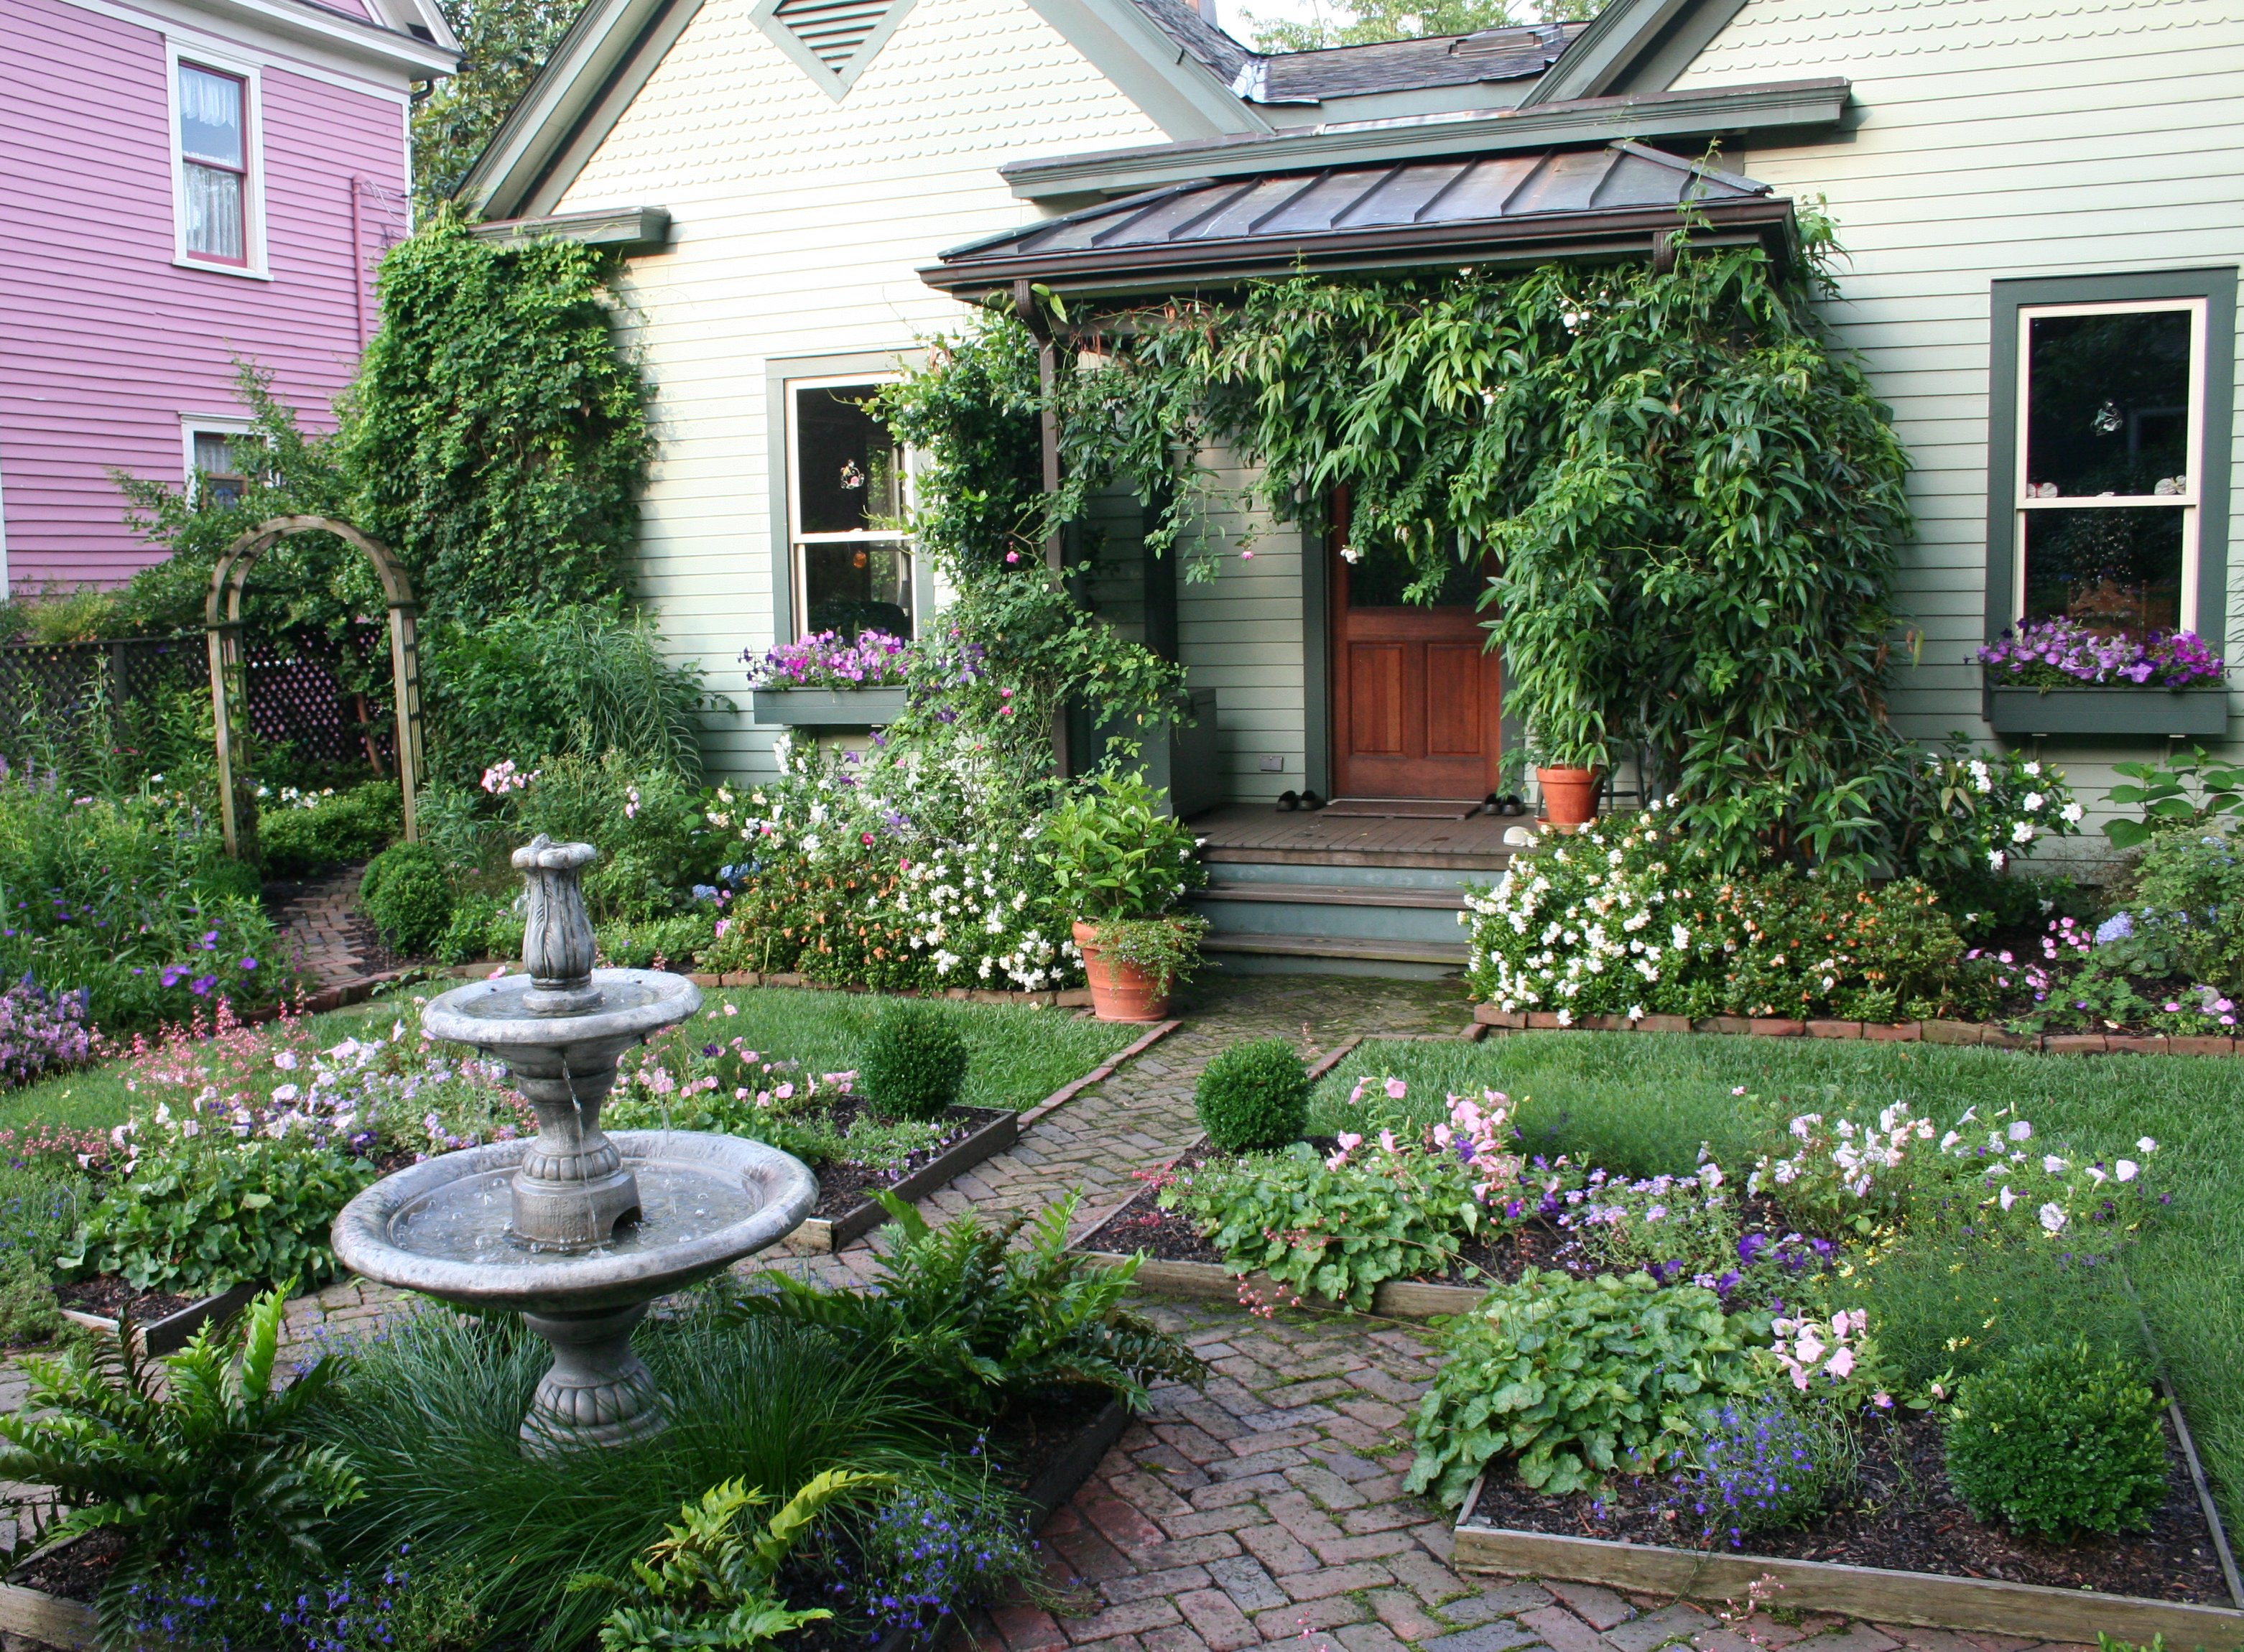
[1471,1003,2238,1057]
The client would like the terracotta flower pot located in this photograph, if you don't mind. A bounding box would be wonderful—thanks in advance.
[1072,920,1172,1023]
[1535,766,1603,829]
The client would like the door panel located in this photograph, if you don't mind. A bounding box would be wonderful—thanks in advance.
[1348,644,1406,754]
[1328,493,1499,799]
[1424,644,1483,756]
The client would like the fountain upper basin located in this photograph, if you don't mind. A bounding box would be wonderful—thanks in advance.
[331,1131,818,1317]
[422,967,702,1053]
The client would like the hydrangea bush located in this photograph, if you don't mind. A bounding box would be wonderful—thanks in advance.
[1464,804,1994,1024]
[705,730,1076,992]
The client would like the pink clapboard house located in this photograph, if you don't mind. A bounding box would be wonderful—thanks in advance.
[0,0,456,593]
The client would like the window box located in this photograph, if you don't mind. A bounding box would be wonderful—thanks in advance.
[751,686,908,726]
[1983,684,2228,737]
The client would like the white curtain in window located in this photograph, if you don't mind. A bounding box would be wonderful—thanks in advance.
[184,164,244,261]
[177,65,243,164]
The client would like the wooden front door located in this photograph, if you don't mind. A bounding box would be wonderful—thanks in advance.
[1328,501,1501,799]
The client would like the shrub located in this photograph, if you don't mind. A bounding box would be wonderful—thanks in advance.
[0,1286,361,1634]
[1195,1039,1309,1153]
[62,1133,377,1294]
[728,1191,1205,1419]
[596,913,713,971]
[257,779,402,878]
[360,842,455,956]
[1040,764,1202,920]
[1406,1268,1771,1504]
[1942,1339,2167,1539]
[438,889,519,964]
[1465,804,1993,1024]
[0,1162,88,1348]
[859,1003,970,1123]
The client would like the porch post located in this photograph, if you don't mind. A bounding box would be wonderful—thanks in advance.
[1014,278,1072,775]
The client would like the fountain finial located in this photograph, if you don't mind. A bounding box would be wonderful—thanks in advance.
[514,835,602,1015]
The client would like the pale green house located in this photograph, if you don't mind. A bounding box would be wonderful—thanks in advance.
[461,0,2244,973]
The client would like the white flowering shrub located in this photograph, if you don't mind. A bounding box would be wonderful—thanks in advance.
[706,729,1077,992]
[1903,743,2081,883]
[1464,802,1994,1023]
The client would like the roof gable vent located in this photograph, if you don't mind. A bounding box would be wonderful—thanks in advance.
[753,0,918,98]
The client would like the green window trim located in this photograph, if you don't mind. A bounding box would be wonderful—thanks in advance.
[1985,267,2237,644]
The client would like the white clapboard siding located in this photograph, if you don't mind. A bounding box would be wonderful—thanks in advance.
[1674,0,2244,829]
[550,0,1162,780]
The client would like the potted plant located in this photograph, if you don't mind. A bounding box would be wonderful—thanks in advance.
[1526,730,1604,831]
[1041,764,1207,1021]
[746,630,911,727]
[1976,620,2229,737]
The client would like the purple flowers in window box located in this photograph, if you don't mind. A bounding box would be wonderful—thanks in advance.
[743,629,909,691]
[1974,619,2227,692]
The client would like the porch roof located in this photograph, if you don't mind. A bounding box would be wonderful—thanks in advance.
[921,140,1788,300]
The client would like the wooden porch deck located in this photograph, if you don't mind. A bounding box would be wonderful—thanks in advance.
[1187,802,1519,871]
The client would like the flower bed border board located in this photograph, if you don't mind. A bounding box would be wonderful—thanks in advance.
[1473,1004,2244,1057]
[751,687,910,727]
[55,1279,259,1358]
[786,1107,1022,1253]
[0,1576,95,1650]
[1451,1475,2244,1648]
[1983,685,2229,738]
[787,1018,1179,1253]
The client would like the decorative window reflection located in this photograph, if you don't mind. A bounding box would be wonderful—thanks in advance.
[2014,298,2206,633]
[787,379,912,641]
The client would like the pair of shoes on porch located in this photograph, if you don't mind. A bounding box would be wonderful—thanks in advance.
[1276,790,1325,812]
[1480,793,1526,817]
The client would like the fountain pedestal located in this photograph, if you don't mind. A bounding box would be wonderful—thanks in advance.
[330,835,818,1454]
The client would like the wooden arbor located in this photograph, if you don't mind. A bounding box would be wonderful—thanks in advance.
[206,515,426,858]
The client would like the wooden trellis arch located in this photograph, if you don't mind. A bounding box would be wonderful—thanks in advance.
[207,515,426,858]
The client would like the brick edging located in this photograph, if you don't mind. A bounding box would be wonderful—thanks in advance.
[1472,1004,2239,1057]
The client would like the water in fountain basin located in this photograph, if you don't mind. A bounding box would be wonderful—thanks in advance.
[445,976,678,1021]
[389,1164,763,1263]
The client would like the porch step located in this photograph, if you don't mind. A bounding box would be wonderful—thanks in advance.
[1189,876,1473,947]
[1199,931,1470,980]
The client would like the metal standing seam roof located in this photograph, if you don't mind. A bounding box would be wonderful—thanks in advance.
[923,141,1789,297]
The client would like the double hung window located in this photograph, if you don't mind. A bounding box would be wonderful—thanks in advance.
[177,62,249,266]
[786,378,914,640]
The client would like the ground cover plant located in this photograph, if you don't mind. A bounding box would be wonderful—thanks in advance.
[1312,1033,2241,1535]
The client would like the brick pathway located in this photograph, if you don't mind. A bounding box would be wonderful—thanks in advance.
[264,863,391,991]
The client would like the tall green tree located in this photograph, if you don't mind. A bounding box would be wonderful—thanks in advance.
[412,0,585,210]
[1242,0,1598,55]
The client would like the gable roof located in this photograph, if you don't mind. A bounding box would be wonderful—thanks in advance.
[924,138,1786,297]
[459,0,1818,227]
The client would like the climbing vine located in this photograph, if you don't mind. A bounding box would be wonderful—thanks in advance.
[884,217,1918,867]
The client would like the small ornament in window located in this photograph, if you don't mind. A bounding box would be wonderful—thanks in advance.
[2027,481,2059,498]
[2092,399,2123,435]
[2153,475,2188,496]
[838,460,866,491]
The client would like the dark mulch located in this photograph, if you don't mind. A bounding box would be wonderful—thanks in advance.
[1468,1406,2232,1605]
[54,1276,197,1324]
[9,1524,129,1604]
[807,1100,1010,1220]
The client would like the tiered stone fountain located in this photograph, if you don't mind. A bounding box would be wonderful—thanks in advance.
[332,835,817,1453]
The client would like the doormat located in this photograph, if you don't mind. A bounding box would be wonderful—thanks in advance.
[1318,798,1479,820]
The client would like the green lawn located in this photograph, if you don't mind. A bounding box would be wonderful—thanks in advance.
[1314,1031,2244,1528]
[685,987,1141,1112]
[0,986,1139,1141]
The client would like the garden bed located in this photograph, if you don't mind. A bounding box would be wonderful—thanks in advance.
[54,1278,259,1356]
[787,1100,1019,1252]
[1454,1399,2244,1648]
[1473,1003,2244,1055]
